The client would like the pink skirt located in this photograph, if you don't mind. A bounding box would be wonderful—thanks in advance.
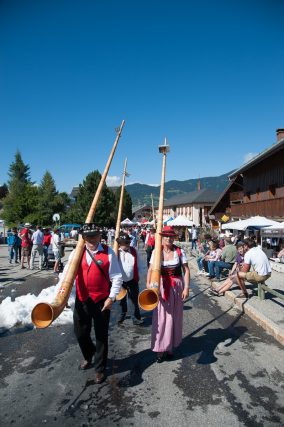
[151,277,184,353]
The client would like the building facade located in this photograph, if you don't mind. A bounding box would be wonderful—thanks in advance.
[163,188,221,226]
[210,129,284,223]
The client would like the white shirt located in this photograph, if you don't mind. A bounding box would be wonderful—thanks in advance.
[51,233,61,252]
[191,228,197,239]
[32,229,44,245]
[70,229,78,238]
[59,243,123,299]
[244,247,271,276]
[118,247,141,282]
[150,247,188,266]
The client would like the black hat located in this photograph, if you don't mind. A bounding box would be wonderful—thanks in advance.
[80,223,102,237]
[116,232,131,244]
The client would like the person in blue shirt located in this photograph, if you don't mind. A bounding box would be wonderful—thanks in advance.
[7,227,21,264]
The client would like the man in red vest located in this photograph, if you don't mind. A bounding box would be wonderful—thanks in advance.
[116,232,143,325]
[71,223,123,384]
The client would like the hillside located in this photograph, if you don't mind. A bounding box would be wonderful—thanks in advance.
[126,171,233,207]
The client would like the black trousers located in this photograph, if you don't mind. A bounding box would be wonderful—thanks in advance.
[73,297,110,373]
[146,246,154,267]
[120,279,141,320]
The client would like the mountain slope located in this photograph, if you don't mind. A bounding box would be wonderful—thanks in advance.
[126,171,233,207]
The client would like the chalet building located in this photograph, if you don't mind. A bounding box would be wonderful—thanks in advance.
[163,188,221,227]
[210,129,284,223]
[132,205,155,222]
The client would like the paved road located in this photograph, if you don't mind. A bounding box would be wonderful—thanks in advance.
[0,251,283,426]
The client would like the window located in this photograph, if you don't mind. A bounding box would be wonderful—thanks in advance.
[269,184,276,197]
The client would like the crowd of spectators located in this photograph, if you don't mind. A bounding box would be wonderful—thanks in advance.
[195,232,273,299]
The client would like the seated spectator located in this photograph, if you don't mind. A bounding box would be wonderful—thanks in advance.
[208,237,237,281]
[237,238,271,299]
[202,241,222,275]
[196,237,212,275]
[277,244,284,259]
[208,242,245,296]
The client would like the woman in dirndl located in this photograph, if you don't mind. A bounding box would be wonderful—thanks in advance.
[147,226,190,363]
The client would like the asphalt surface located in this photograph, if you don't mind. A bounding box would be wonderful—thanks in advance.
[0,251,284,427]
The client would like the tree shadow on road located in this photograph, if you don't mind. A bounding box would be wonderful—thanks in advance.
[177,307,247,364]
[110,308,247,388]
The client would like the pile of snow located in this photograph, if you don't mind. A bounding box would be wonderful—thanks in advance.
[0,276,76,332]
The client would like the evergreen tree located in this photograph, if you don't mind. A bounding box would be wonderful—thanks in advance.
[7,150,31,186]
[37,171,57,225]
[66,170,116,227]
[2,151,36,225]
[114,187,133,221]
[0,184,8,200]
[36,171,71,225]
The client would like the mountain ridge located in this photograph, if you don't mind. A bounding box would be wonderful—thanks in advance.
[125,171,234,207]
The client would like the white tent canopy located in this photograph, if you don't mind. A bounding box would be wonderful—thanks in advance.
[267,222,284,230]
[222,216,280,231]
[167,215,194,227]
[121,218,136,226]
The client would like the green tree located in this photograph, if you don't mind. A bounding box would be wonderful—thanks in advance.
[36,171,71,225]
[114,187,133,221]
[0,184,8,200]
[66,170,116,227]
[7,150,31,186]
[2,151,37,225]
[37,171,57,225]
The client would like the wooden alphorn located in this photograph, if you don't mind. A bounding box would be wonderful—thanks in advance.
[113,158,128,301]
[138,138,170,311]
[31,120,125,328]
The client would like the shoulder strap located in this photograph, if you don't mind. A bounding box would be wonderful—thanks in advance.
[173,244,182,258]
[86,247,110,284]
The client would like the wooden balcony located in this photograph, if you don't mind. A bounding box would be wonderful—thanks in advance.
[230,191,244,202]
[230,198,284,218]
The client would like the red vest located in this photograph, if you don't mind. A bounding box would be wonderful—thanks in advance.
[147,234,155,247]
[76,246,110,303]
[130,247,139,282]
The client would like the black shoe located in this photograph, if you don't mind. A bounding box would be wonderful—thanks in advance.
[95,372,106,384]
[117,315,126,324]
[156,353,165,363]
[165,352,174,360]
[133,318,143,325]
[78,360,92,370]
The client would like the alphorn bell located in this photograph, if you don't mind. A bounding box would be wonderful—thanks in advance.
[138,138,170,311]
[31,120,125,328]
[113,158,128,301]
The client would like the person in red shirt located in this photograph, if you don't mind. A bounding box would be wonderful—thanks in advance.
[19,223,32,269]
[42,228,52,268]
[144,227,156,267]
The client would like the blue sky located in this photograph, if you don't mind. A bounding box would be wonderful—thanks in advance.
[1,0,284,192]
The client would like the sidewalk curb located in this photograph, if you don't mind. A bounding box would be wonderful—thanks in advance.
[189,257,284,347]
[221,290,284,346]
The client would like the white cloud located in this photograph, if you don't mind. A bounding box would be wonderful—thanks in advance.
[106,175,122,187]
[243,152,257,164]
